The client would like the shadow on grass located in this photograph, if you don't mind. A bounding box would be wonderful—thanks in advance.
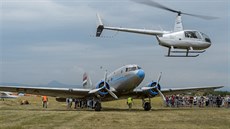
[0,106,219,113]
[101,107,199,112]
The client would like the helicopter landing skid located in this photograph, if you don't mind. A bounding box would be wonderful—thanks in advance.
[166,48,205,57]
[165,54,199,57]
[171,50,205,53]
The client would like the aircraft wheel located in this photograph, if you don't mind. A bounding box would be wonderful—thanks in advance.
[144,102,151,111]
[95,102,101,111]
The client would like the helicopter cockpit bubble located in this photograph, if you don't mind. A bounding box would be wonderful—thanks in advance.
[200,32,211,43]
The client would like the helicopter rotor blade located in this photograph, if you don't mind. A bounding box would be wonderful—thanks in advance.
[181,12,218,20]
[132,0,218,20]
[132,0,179,14]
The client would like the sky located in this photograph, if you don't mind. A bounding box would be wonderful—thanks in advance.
[0,0,229,91]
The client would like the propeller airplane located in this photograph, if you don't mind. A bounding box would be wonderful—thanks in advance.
[0,64,223,111]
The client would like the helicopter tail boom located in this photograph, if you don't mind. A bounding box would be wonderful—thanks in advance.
[96,13,169,37]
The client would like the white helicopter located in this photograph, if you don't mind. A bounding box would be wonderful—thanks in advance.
[96,0,217,57]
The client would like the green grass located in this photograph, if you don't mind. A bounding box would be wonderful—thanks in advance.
[0,96,229,129]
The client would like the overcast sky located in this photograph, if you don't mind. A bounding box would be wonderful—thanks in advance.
[1,0,229,91]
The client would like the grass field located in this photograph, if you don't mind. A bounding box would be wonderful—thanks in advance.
[0,96,229,129]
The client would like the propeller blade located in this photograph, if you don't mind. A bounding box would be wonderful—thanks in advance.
[105,87,118,99]
[157,72,162,85]
[104,70,107,87]
[89,86,104,94]
[132,0,218,20]
[156,88,166,106]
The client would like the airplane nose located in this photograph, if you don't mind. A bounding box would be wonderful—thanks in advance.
[137,69,145,79]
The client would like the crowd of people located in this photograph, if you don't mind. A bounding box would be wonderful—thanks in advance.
[42,95,230,109]
[66,98,94,109]
[165,94,230,108]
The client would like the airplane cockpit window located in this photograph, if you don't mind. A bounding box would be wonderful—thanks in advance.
[137,66,142,69]
[200,32,211,43]
[131,67,137,71]
[126,66,137,72]
[184,31,201,39]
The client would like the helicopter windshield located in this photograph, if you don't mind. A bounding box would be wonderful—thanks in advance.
[184,31,201,39]
[200,32,211,43]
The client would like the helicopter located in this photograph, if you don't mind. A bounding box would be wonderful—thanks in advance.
[96,0,217,57]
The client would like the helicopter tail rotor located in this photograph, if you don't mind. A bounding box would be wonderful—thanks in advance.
[96,13,104,37]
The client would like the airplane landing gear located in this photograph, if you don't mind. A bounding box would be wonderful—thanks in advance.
[95,101,102,111]
[144,102,151,111]
[142,98,151,111]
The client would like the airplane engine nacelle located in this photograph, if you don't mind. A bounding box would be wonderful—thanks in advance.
[96,81,110,97]
[147,82,161,96]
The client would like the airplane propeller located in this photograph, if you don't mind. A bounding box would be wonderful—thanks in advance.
[132,0,218,20]
[103,70,118,99]
[89,70,118,99]
[141,72,162,91]
[141,72,166,106]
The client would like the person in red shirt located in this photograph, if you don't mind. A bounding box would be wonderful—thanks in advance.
[42,96,48,108]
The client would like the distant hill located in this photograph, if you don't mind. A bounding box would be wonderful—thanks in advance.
[47,80,69,87]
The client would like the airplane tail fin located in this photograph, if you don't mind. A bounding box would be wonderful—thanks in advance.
[96,13,104,37]
[83,72,93,88]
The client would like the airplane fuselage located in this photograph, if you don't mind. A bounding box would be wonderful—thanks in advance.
[107,65,145,93]
[95,64,145,100]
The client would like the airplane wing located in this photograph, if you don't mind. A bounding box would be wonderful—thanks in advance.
[160,86,224,95]
[132,85,224,98]
[0,86,90,98]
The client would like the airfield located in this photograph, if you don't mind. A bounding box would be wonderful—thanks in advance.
[0,96,229,129]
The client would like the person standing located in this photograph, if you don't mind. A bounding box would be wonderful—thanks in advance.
[66,98,73,109]
[42,96,48,108]
[189,96,194,108]
[216,95,221,108]
[228,95,230,108]
[127,97,133,110]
